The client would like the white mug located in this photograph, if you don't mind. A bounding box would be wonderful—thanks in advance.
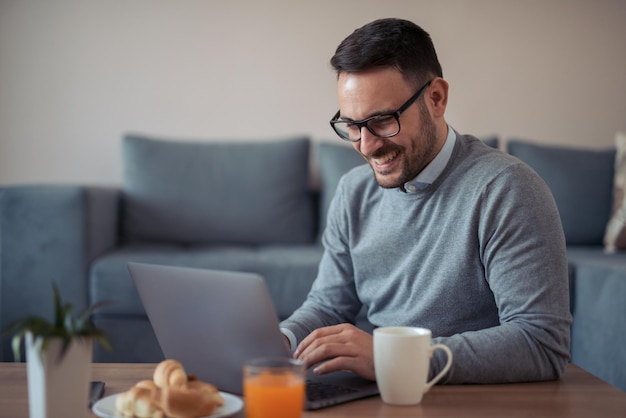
[373,326,453,405]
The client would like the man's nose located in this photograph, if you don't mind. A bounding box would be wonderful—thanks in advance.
[358,127,384,156]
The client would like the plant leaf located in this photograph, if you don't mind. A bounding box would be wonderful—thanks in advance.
[52,284,64,330]
[11,330,27,362]
[3,282,112,361]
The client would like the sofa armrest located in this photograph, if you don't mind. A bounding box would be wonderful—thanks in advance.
[0,185,121,361]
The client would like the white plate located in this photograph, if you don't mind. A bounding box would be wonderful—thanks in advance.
[92,391,243,418]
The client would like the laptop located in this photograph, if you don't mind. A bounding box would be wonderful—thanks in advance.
[128,262,379,410]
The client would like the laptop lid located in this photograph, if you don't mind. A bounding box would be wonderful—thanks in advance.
[129,262,288,394]
[128,262,379,409]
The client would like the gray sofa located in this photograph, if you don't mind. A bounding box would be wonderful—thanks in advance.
[1,134,624,392]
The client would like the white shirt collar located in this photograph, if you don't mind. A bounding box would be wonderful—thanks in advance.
[403,125,456,193]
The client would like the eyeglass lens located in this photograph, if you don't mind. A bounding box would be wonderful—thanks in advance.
[333,114,399,141]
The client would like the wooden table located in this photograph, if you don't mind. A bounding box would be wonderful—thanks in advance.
[0,362,624,417]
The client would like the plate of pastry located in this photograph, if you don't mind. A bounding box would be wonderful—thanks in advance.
[93,359,243,418]
[92,391,243,418]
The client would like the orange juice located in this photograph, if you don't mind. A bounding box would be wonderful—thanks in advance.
[244,370,305,418]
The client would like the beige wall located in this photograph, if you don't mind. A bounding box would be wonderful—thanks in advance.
[1,0,625,185]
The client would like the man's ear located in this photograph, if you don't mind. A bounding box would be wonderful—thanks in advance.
[426,77,448,118]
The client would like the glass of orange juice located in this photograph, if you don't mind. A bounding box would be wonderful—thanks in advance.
[243,357,306,418]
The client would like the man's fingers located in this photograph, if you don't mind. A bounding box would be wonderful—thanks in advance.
[295,324,344,358]
[292,324,376,380]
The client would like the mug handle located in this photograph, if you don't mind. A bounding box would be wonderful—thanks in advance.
[424,343,453,392]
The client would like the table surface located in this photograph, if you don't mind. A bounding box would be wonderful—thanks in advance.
[0,362,625,417]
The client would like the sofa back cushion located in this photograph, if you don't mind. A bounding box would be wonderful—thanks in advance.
[122,134,314,245]
[317,142,366,236]
[482,136,499,149]
[507,140,615,245]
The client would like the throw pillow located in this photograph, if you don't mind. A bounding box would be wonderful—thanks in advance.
[507,140,616,246]
[122,134,314,245]
[604,131,626,252]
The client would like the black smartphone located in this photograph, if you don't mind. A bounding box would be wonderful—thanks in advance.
[89,380,106,407]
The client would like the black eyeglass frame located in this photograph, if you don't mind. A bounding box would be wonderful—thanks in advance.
[329,79,433,142]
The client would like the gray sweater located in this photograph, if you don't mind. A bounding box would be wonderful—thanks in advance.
[281,134,572,384]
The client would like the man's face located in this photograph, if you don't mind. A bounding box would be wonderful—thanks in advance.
[337,68,441,189]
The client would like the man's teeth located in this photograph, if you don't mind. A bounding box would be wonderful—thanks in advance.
[374,150,400,164]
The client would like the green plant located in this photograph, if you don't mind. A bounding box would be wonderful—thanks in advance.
[3,283,111,362]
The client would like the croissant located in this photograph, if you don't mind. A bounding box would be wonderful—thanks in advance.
[115,384,163,418]
[153,359,187,388]
[187,380,225,409]
[161,385,222,418]
[115,359,225,418]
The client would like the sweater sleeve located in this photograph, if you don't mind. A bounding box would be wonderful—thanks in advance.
[431,163,572,384]
[280,175,363,343]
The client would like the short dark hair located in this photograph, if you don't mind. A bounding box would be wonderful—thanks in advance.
[330,18,443,88]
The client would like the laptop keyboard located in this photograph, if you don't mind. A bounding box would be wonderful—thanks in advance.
[306,380,359,401]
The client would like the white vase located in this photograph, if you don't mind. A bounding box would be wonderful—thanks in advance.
[25,332,93,418]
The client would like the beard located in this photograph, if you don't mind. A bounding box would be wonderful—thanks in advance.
[369,102,439,189]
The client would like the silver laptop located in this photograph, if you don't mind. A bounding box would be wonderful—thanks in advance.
[128,262,379,410]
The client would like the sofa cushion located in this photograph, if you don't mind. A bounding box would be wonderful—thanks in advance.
[566,247,626,391]
[507,140,615,246]
[89,244,323,320]
[604,131,626,252]
[481,136,499,149]
[317,142,366,235]
[122,135,315,245]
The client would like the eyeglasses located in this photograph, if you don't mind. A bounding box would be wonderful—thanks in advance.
[329,80,432,142]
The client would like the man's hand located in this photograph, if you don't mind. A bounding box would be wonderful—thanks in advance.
[293,323,375,381]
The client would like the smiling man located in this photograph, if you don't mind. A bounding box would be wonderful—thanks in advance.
[280,18,572,384]
[334,69,440,191]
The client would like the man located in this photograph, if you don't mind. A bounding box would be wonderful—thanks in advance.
[280,18,571,384]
